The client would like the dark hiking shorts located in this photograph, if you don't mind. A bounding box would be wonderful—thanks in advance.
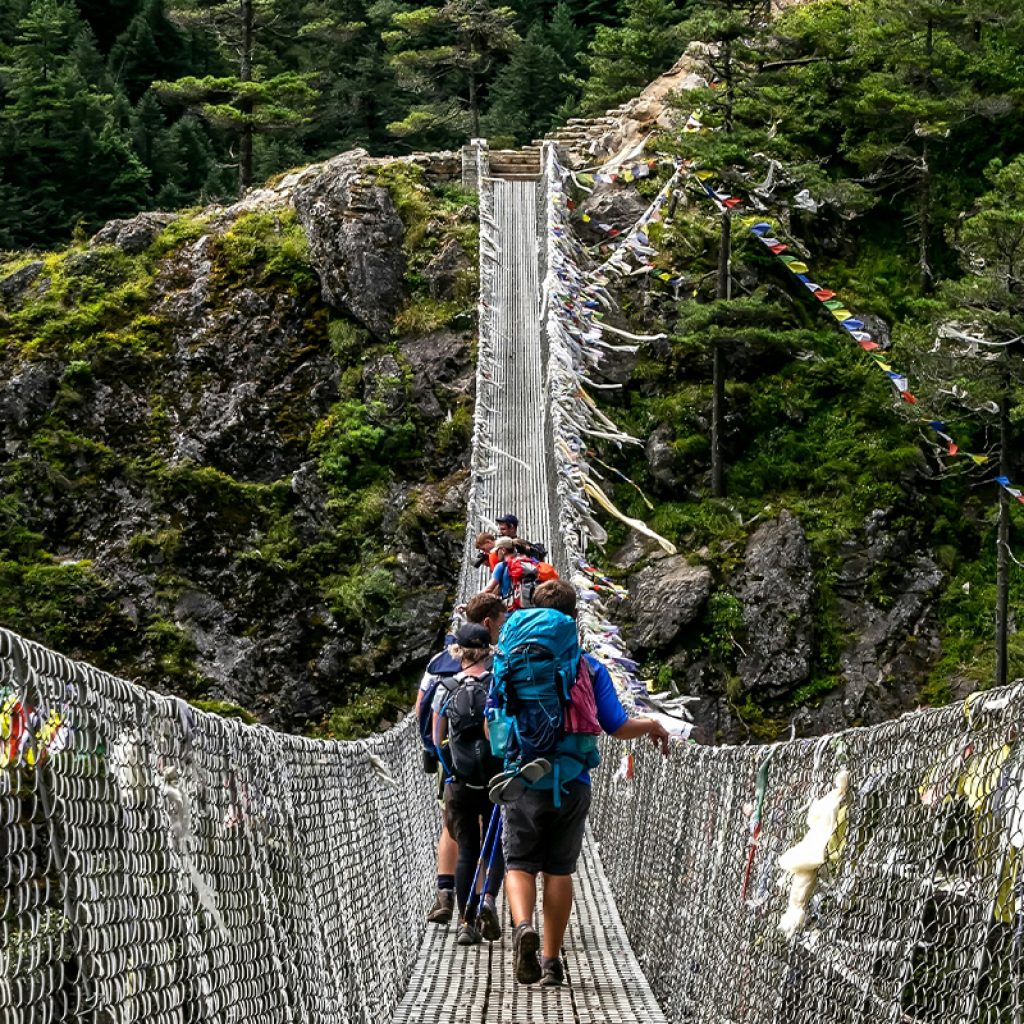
[445,781,496,846]
[501,780,592,876]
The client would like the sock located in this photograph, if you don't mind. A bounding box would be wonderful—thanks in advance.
[437,874,455,891]
[542,956,559,967]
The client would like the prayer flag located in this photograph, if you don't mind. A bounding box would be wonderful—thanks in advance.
[823,299,844,310]
[831,309,853,320]
[751,222,772,235]
[842,318,865,330]
[724,197,744,208]
[814,289,836,300]
[786,261,809,273]
[858,340,880,352]
[769,244,788,254]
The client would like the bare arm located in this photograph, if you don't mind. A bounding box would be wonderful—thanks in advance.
[612,716,670,756]
[432,711,447,747]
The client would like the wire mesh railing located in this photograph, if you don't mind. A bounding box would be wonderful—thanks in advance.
[590,686,1024,1024]
[0,626,435,1024]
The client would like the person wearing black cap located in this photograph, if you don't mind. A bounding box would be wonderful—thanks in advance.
[431,622,506,946]
[495,514,548,562]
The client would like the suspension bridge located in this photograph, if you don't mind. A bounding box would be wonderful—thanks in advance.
[1,141,1023,1024]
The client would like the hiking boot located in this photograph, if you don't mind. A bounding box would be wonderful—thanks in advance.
[488,759,551,804]
[426,889,454,925]
[513,922,542,985]
[541,956,564,987]
[478,894,502,942]
[457,922,482,946]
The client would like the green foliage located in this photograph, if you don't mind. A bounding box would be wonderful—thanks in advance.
[211,208,316,291]
[1,245,162,359]
[385,0,520,140]
[310,678,414,739]
[702,592,744,664]
[576,0,689,114]
[190,697,258,724]
[311,399,418,489]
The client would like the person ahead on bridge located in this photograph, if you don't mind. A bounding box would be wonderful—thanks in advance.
[432,622,506,946]
[417,592,507,926]
[485,538,559,611]
[473,531,502,571]
[493,579,670,987]
[495,513,548,562]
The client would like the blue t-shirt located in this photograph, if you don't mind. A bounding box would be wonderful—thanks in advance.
[491,561,512,599]
[578,654,628,785]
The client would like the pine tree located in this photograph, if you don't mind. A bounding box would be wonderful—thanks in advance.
[155,0,316,190]
[482,22,568,145]
[575,0,688,115]
[385,0,520,143]
[0,0,148,242]
[668,0,771,496]
[108,0,190,102]
[291,0,406,154]
[153,112,225,205]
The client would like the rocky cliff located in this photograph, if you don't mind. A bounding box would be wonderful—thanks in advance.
[0,149,476,733]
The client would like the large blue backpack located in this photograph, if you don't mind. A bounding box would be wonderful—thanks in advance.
[489,608,600,802]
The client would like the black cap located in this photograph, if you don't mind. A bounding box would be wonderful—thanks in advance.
[496,513,518,527]
[455,622,491,650]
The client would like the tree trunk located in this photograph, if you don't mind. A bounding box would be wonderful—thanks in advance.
[918,139,932,295]
[469,70,479,139]
[238,0,254,191]
[711,212,731,498]
[996,389,1011,688]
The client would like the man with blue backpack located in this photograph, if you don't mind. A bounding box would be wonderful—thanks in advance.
[416,592,507,926]
[485,579,670,987]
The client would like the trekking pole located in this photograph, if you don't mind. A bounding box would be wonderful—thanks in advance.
[476,816,504,920]
[468,804,501,917]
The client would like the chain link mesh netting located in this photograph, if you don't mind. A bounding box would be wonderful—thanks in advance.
[0,626,436,1024]
[590,690,1024,1024]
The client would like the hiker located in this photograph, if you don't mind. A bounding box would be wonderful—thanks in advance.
[473,531,502,570]
[432,621,506,946]
[485,538,558,611]
[487,578,670,987]
[417,592,507,925]
[494,513,548,562]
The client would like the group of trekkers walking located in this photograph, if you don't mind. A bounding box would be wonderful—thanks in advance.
[415,513,670,987]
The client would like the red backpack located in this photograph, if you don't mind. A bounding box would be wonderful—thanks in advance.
[564,657,601,736]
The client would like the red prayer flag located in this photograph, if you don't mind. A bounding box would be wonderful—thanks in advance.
[949,443,959,456]
[813,289,835,300]
[769,244,788,254]
[858,340,880,352]
[724,197,743,208]
[902,391,918,405]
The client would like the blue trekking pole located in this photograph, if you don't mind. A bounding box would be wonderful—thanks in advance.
[476,816,504,921]
[468,804,501,919]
